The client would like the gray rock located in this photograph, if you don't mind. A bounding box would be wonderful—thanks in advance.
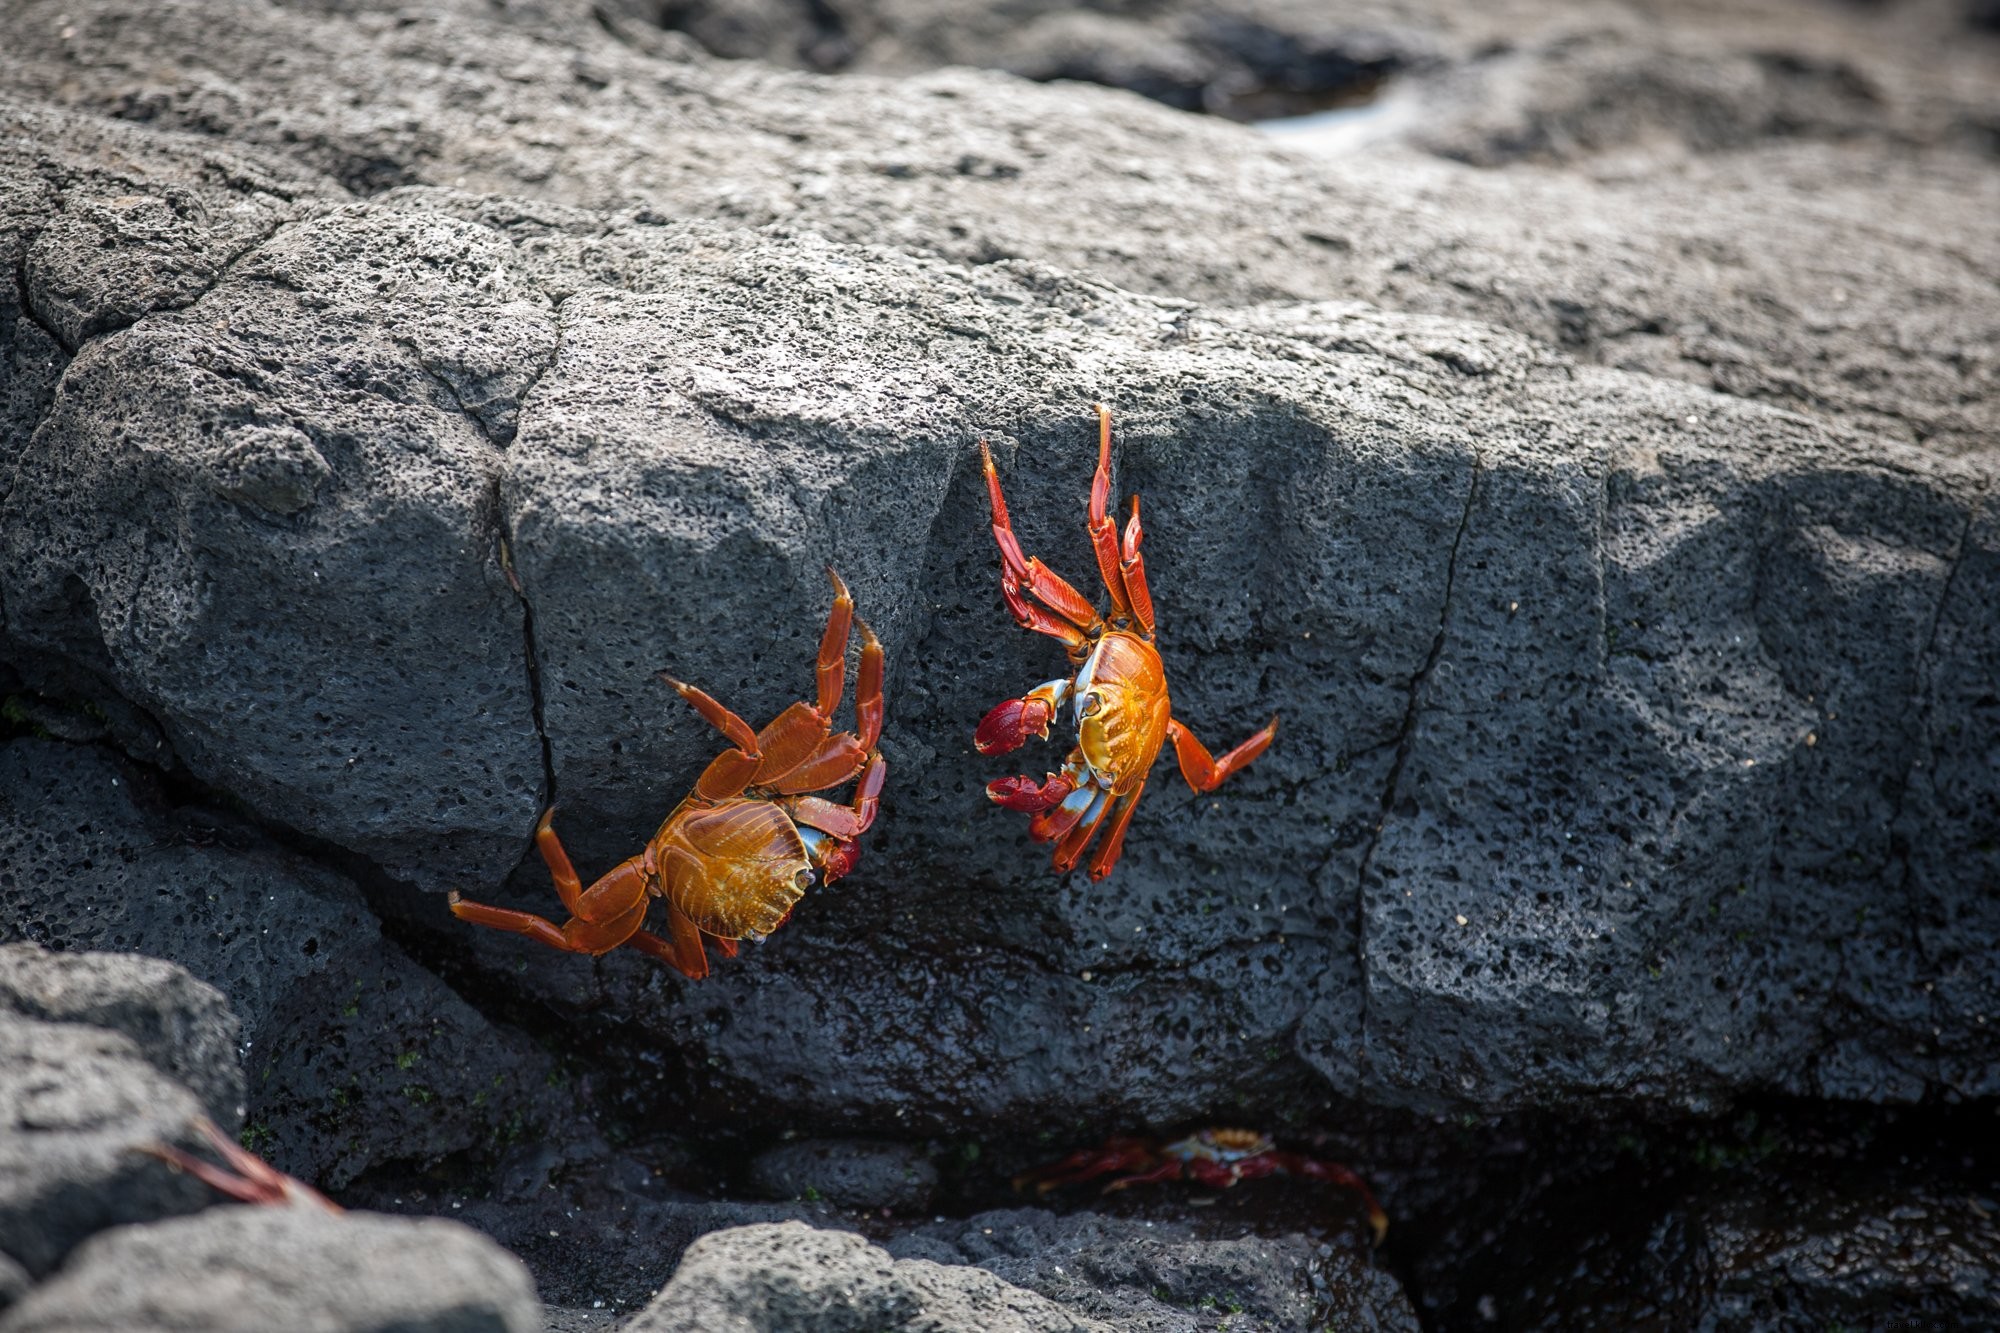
[0,0,1991,1134]
[0,1017,210,1277]
[0,197,550,890]
[0,739,569,1188]
[1470,1167,2000,1331]
[630,1220,1109,1333]
[749,1139,938,1212]
[0,1205,542,1333]
[895,1205,1415,1333]
[0,1252,26,1313]
[0,942,243,1124]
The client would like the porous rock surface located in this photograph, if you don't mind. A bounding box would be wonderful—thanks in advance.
[0,1018,211,1278]
[0,739,569,1188]
[629,1220,1109,1333]
[0,0,1993,1141]
[0,943,242,1124]
[0,1205,541,1333]
[893,1205,1414,1332]
[749,1138,939,1212]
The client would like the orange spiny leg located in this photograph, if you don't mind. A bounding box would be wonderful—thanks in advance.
[662,674,764,799]
[1119,494,1156,636]
[143,1115,341,1214]
[626,904,709,979]
[530,811,651,924]
[815,568,854,717]
[771,732,867,795]
[1085,403,1138,624]
[791,750,885,882]
[532,807,586,916]
[979,441,1098,652]
[853,618,884,749]
[1086,780,1146,882]
[449,886,648,957]
[1167,715,1279,793]
[1051,786,1115,873]
[751,701,834,788]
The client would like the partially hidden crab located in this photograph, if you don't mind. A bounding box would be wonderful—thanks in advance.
[1013,1127,1388,1243]
[143,1115,342,1214]
[976,403,1278,880]
[449,569,886,979]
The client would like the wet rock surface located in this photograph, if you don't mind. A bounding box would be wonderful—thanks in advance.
[0,1205,542,1333]
[0,0,1995,1326]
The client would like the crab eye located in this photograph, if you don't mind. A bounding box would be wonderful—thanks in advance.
[794,868,813,891]
[1079,692,1103,718]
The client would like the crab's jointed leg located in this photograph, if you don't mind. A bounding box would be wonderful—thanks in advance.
[1085,778,1147,882]
[1051,785,1116,874]
[448,809,651,956]
[1166,715,1279,793]
[663,676,764,800]
[144,1115,342,1214]
[1118,493,1156,636]
[1086,402,1141,627]
[980,441,1100,655]
[1011,1136,1160,1194]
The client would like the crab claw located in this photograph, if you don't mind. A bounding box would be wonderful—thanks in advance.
[987,772,1078,812]
[975,695,1055,755]
[818,838,860,883]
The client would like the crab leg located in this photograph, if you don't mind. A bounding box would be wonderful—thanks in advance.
[1085,780,1146,882]
[980,441,1100,653]
[625,901,711,979]
[1100,1158,1187,1192]
[1086,403,1140,625]
[1011,1137,1159,1194]
[1167,715,1279,792]
[662,675,765,800]
[815,568,854,717]
[1119,495,1156,636]
[144,1115,342,1213]
[1051,786,1116,874]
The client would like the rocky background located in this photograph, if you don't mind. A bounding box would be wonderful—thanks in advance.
[1,0,1996,1328]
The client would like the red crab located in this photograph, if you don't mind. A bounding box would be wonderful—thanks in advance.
[449,569,886,979]
[1014,1127,1388,1243]
[144,1115,341,1214]
[975,403,1278,880]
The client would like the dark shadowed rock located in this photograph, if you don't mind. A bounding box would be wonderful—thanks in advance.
[749,1138,938,1211]
[0,1018,210,1277]
[0,942,242,1124]
[0,1205,541,1333]
[0,739,569,1188]
[894,1203,1415,1332]
[0,1253,23,1313]
[630,1220,1108,1332]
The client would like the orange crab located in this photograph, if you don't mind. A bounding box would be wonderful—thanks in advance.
[449,570,885,979]
[975,403,1278,880]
